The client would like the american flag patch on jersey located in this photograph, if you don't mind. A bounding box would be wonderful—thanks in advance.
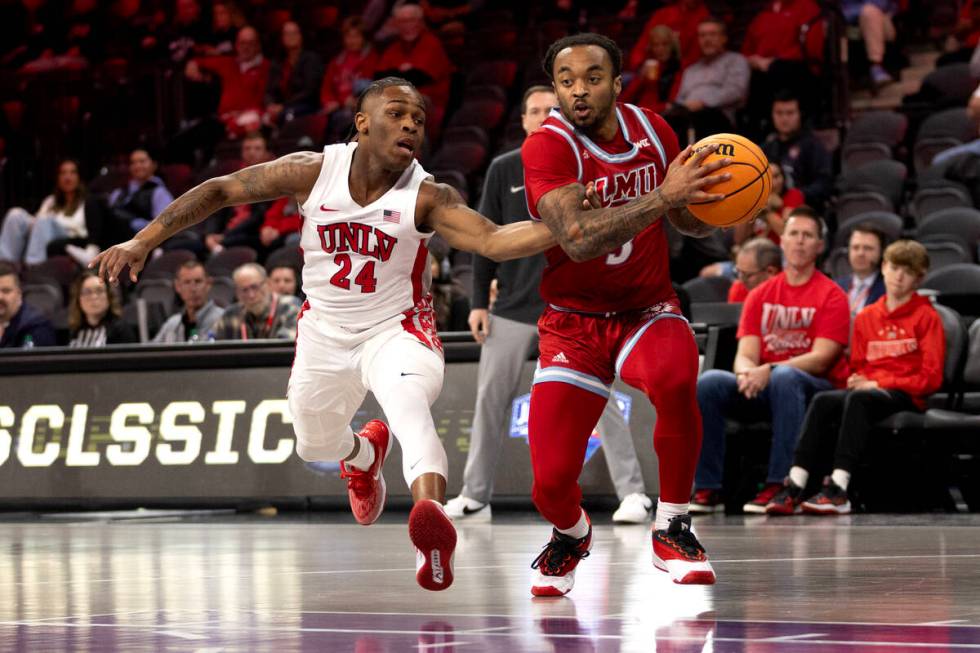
[383,209,401,223]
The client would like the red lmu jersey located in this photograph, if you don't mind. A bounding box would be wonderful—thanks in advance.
[522,103,679,313]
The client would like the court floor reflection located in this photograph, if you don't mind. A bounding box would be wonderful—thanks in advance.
[0,511,978,651]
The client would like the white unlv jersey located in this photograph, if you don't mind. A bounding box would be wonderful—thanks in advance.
[299,142,436,332]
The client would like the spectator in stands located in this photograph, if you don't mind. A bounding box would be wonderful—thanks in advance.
[107,148,174,240]
[836,225,886,318]
[621,25,683,115]
[265,21,324,125]
[626,0,709,70]
[200,1,241,56]
[67,270,136,347]
[691,207,850,514]
[842,1,898,89]
[268,263,300,300]
[0,159,104,266]
[766,240,944,515]
[376,3,452,129]
[727,237,783,303]
[184,25,270,140]
[321,16,378,143]
[205,132,285,256]
[741,0,825,118]
[0,261,56,348]
[153,260,222,343]
[762,91,832,212]
[665,17,750,142]
[214,262,300,340]
[163,0,208,64]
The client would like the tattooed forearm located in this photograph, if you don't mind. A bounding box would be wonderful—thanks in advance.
[539,185,670,262]
[159,182,228,230]
[667,207,717,238]
[136,152,322,248]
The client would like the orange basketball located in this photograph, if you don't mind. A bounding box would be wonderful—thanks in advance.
[685,133,772,227]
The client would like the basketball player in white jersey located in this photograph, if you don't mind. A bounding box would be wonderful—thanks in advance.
[91,77,563,592]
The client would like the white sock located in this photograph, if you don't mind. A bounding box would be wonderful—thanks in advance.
[831,469,851,491]
[655,500,689,532]
[346,435,375,471]
[557,509,590,540]
[789,466,809,489]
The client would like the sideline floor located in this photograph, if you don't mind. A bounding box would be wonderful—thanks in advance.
[2,510,979,652]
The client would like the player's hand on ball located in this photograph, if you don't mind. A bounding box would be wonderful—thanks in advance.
[659,144,732,208]
[89,238,152,284]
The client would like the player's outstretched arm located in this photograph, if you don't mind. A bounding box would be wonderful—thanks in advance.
[536,145,731,262]
[91,152,322,283]
[421,181,557,261]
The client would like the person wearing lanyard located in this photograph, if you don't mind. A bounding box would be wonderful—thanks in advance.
[835,224,886,319]
[213,262,302,341]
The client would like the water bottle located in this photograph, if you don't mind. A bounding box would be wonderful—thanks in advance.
[188,327,199,342]
[206,331,216,342]
[22,335,34,349]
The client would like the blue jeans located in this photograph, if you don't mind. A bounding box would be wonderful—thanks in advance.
[0,208,69,265]
[695,366,834,489]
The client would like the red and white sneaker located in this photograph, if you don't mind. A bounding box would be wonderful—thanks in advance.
[409,500,457,591]
[652,515,716,585]
[530,512,593,597]
[801,478,852,515]
[339,420,391,525]
[743,482,783,514]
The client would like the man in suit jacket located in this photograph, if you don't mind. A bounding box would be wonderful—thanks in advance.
[835,224,886,318]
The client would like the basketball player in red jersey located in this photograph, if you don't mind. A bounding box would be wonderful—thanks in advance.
[522,33,733,595]
[91,78,569,592]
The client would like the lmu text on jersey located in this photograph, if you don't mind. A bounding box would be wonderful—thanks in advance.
[592,162,659,206]
[317,222,398,261]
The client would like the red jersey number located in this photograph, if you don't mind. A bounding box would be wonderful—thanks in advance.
[329,254,378,293]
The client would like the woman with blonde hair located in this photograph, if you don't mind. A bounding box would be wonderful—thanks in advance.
[621,25,683,114]
[68,270,137,347]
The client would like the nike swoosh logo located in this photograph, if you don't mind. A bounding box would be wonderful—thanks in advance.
[510,185,524,194]
[320,204,338,212]
[400,371,422,376]
[461,504,485,515]
[409,457,423,470]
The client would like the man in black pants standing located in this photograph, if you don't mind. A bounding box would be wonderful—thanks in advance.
[445,86,653,524]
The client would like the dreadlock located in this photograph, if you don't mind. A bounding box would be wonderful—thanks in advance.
[345,76,420,142]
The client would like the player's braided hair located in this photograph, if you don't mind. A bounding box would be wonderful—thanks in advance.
[345,76,420,142]
[542,33,623,80]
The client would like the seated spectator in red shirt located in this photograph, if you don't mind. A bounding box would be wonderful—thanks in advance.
[185,25,270,137]
[728,237,782,303]
[627,0,709,70]
[321,16,378,143]
[767,240,945,516]
[741,0,825,131]
[376,4,451,130]
[691,207,850,515]
[621,25,683,115]
[265,21,324,125]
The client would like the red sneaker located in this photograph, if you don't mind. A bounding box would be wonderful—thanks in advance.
[743,482,783,514]
[765,480,804,516]
[339,420,391,525]
[409,500,457,591]
[689,488,724,514]
[652,515,716,585]
[530,512,593,597]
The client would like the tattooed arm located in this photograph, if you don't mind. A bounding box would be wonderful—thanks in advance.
[537,145,731,262]
[666,207,717,238]
[91,152,322,283]
[420,181,557,261]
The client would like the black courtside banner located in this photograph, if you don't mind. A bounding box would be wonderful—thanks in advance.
[0,344,663,506]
